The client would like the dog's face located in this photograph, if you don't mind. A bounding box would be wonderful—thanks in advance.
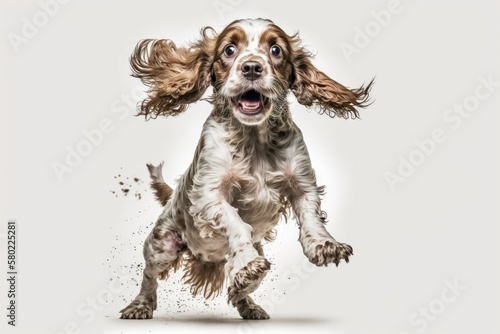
[130,18,372,123]
[212,19,294,125]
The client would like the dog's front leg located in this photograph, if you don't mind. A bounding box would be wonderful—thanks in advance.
[190,197,270,305]
[292,190,353,266]
[288,140,353,267]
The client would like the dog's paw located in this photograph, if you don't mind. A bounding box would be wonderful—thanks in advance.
[120,299,153,320]
[308,239,353,267]
[228,256,271,305]
[237,302,270,320]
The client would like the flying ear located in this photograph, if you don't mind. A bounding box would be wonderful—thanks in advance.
[130,28,217,119]
[290,40,373,118]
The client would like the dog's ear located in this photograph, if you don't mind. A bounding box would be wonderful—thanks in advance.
[130,28,217,119]
[289,36,373,119]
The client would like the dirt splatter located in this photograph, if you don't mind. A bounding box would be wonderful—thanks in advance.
[111,169,145,199]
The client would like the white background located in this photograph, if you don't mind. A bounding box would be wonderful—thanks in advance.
[1,1,499,333]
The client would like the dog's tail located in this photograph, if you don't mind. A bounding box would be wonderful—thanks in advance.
[146,162,173,206]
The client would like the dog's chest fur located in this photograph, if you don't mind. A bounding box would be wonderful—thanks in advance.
[230,138,285,235]
[182,116,295,260]
[219,120,291,236]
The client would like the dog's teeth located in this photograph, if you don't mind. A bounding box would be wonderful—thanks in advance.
[242,103,260,110]
[241,102,261,109]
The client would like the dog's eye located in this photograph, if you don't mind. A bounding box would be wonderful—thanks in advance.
[224,44,237,57]
[270,45,281,57]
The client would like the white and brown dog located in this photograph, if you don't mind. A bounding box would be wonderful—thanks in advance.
[120,18,372,320]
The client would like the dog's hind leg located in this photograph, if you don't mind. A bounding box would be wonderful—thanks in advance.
[120,217,185,319]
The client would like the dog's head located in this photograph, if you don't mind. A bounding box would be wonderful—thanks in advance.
[131,18,372,125]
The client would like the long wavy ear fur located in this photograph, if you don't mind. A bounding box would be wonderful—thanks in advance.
[130,28,217,119]
[290,35,374,119]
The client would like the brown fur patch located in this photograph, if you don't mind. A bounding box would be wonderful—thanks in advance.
[151,182,173,206]
[147,163,173,206]
[211,24,249,89]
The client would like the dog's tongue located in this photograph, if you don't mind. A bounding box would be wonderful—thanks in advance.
[239,90,262,114]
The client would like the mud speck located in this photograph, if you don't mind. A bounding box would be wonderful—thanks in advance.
[111,170,145,200]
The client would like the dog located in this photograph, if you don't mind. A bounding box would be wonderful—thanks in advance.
[120,18,372,320]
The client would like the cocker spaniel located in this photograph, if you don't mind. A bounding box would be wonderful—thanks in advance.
[120,18,372,320]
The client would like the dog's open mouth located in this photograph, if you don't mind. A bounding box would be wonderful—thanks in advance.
[232,90,269,116]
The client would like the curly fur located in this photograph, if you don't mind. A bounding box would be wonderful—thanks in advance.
[130,28,217,118]
[121,18,372,321]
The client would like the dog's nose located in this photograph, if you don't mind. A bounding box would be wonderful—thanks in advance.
[241,61,263,81]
